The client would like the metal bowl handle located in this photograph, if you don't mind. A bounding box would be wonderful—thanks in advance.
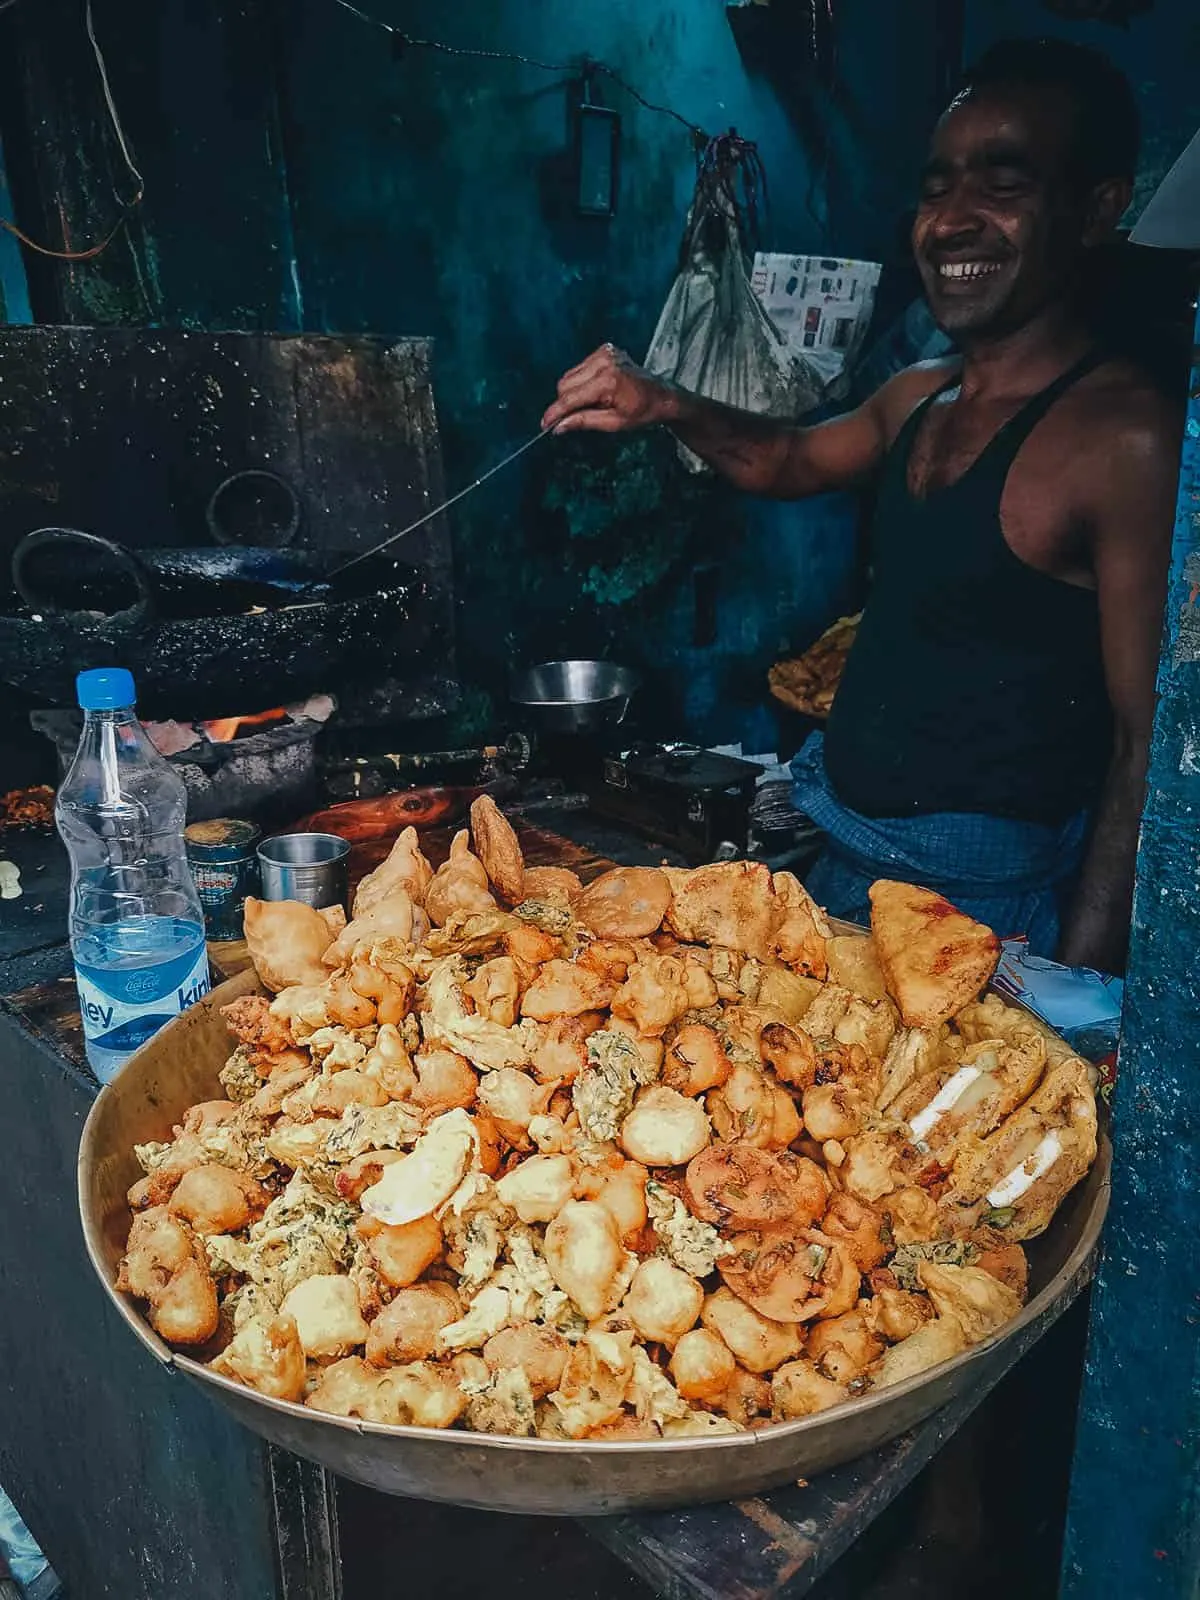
[11,528,155,631]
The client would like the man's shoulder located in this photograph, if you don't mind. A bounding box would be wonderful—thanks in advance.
[871,357,961,442]
[1068,355,1182,458]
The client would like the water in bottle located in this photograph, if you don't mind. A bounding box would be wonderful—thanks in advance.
[56,667,210,1082]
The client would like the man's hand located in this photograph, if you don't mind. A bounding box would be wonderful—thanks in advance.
[541,345,675,435]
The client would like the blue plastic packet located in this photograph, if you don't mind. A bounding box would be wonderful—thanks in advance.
[992,938,1123,1067]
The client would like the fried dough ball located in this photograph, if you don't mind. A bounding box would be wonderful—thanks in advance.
[476,1068,556,1149]
[358,1212,444,1289]
[366,1282,462,1366]
[531,1013,604,1085]
[305,1356,386,1420]
[243,897,334,992]
[116,1206,219,1347]
[279,1274,370,1360]
[670,1328,737,1402]
[700,1287,802,1374]
[543,1200,632,1322]
[606,1014,665,1078]
[470,794,526,905]
[376,1362,466,1429]
[496,1153,575,1223]
[484,1323,570,1400]
[522,866,583,905]
[426,832,497,927]
[324,975,377,1030]
[465,956,521,1028]
[821,1192,891,1273]
[663,1024,732,1097]
[578,938,640,984]
[971,1235,1029,1299]
[665,861,778,960]
[334,1148,405,1203]
[575,867,672,939]
[611,956,690,1039]
[771,871,831,978]
[212,1313,306,1403]
[866,1283,935,1344]
[573,1156,648,1245]
[363,1024,419,1100]
[872,1317,967,1387]
[413,1049,479,1115]
[684,1144,828,1230]
[771,1359,847,1420]
[802,1082,867,1144]
[348,959,411,1027]
[708,1065,798,1150]
[717,1364,773,1426]
[309,1068,390,1119]
[623,1257,704,1347]
[619,1086,711,1167]
[806,1311,885,1383]
[760,1022,818,1091]
[168,1164,268,1236]
[221,995,295,1058]
[886,1186,940,1245]
[520,960,615,1021]
[505,923,560,968]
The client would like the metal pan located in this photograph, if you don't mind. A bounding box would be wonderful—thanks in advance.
[509,659,640,737]
[78,962,1110,1516]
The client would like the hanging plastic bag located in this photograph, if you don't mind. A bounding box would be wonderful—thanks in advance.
[645,133,824,472]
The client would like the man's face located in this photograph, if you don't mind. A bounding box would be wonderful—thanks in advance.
[912,84,1093,339]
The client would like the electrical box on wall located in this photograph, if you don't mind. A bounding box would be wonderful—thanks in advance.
[573,72,620,216]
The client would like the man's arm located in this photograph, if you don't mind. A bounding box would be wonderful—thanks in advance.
[1057,401,1181,972]
[540,345,946,499]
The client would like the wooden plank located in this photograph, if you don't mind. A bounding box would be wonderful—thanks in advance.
[1060,310,1200,1593]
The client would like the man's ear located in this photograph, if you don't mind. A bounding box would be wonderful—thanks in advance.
[1084,177,1133,245]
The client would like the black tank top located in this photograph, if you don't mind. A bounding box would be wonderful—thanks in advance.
[823,352,1112,825]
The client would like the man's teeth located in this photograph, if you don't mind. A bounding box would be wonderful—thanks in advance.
[938,261,1001,281]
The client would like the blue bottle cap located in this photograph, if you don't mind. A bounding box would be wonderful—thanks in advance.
[76,667,137,710]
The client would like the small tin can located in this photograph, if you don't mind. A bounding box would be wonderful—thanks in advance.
[185,818,261,941]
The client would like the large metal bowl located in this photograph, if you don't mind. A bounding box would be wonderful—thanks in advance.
[78,966,1109,1516]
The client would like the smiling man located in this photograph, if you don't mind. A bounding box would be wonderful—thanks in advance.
[542,38,1182,972]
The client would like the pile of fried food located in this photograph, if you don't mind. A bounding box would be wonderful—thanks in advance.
[116,797,1097,1443]
[769,613,861,719]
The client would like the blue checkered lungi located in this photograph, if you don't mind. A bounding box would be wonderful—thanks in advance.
[790,734,1089,957]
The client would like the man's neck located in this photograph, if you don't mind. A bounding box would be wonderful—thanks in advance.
[956,302,1095,404]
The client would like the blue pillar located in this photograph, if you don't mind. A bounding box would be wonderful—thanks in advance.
[1060,304,1200,1594]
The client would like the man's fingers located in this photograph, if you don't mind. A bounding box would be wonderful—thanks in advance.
[552,409,627,435]
[559,345,619,385]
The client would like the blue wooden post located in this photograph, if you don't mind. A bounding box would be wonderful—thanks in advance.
[1060,305,1200,1595]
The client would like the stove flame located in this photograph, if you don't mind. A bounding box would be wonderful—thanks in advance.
[200,707,288,744]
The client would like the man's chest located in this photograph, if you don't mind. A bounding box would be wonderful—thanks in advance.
[905,396,1095,586]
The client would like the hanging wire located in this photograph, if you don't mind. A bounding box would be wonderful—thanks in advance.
[0,0,145,261]
[329,0,708,143]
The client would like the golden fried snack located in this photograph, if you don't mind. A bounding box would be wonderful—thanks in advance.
[543,1201,633,1321]
[611,955,690,1039]
[575,867,672,939]
[623,1258,704,1347]
[470,794,526,905]
[530,1013,604,1085]
[221,995,295,1059]
[358,1212,444,1288]
[168,1164,268,1236]
[278,1274,371,1359]
[720,1226,859,1324]
[212,1314,306,1402]
[483,1324,570,1400]
[685,1144,827,1231]
[116,1206,219,1346]
[348,959,412,1026]
[806,1311,885,1383]
[662,1024,732,1097]
[869,881,1000,1028]
[573,1156,648,1245]
[496,1153,574,1223]
[916,1261,1023,1344]
[412,1049,478,1115]
[707,1065,799,1150]
[520,959,615,1021]
[476,1068,556,1148]
[243,897,334,993]
[522,867,583,905]
[353,826,434,916]
[821,1192,890,1272]
[759,1022,817,1090]
[700,1288,802,1374]
[366,1283,462,1366]
[768,613,860,718]
[426,832,497,927]
[619,1086,711,1167]
[825,935,889,1003]
[665,861,779,961]
[865,1280,934,1343]
[770,1359,846,1420]
[771,872,831,978]
[324,892,416,968]
[871,1317,967,1386]
[670,1328,737,1402]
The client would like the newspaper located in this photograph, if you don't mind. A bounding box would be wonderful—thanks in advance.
[751,254,882,396]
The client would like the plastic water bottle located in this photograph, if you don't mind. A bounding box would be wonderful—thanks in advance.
[56,667,210,1083]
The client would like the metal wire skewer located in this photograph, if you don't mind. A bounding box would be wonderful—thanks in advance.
[321,428,550,584]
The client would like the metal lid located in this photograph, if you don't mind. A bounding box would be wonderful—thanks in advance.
[185,818,261,852]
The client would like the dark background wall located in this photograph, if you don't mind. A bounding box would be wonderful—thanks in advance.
[0,0,1194,746]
